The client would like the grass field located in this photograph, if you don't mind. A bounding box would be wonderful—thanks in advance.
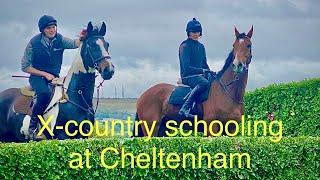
[92,98,137,136]
[93,98,137,120]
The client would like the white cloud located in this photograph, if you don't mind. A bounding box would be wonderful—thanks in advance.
[97,59,178,98]
[257,0,279,6]
[288,0,310,12]
[247,57,320,90]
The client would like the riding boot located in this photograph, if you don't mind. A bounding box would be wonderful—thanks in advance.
[28,93,50,141]
[179,85,202,118]
[28,116,40,140]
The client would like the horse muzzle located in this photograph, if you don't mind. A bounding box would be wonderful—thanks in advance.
[232,62,249,74]
[100,61,115,80]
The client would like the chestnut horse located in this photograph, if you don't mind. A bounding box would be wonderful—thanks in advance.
[135,26,253,137]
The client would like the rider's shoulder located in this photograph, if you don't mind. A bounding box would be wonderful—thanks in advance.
[179,39,192,48]
[199,42,205,48]
[55,33,63,40]
[30,33,42,42]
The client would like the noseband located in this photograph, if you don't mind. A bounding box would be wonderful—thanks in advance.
[236,33,252,68]
[219,34,252,104]
[59,36,112,118]
[84,36,111,72]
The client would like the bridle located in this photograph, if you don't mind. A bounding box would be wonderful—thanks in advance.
[84,35,112,72]
[218,34,252,104]
[46,36,112,120]
[76,35,112,115]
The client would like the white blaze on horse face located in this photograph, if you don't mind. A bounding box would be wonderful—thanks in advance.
[233,39,248,66]
[96,39,113,72]
[96,39,110,57]
[233,52,240,66]
[109,61,114,72]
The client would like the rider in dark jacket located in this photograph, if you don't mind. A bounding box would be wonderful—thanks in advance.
[178,18,213,118]
[21,15,81,140]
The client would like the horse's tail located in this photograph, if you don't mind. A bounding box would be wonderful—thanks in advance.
[132,112,144,137]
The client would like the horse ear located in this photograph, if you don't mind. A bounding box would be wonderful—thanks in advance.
[87,21,93,34]
[99,22,106,36]
[247,25,253,38]
[234,26,240,38]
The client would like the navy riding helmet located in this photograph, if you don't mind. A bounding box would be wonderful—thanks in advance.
[38,15,57,32]
[186,18,202,36]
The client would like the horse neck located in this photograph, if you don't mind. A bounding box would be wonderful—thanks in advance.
[219,64,249,104]
[64,44,96,105]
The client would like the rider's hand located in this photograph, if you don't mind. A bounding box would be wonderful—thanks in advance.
[51,78,60,85]
[79,29,87,41]
[203,69,216,80]
[44,73,55,81]
[203,69,214,75]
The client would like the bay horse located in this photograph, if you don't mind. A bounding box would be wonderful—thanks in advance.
[0,22,115,142]
[135,26,253,137]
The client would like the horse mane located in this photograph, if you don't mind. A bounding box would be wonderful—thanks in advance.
[216,50,234,79]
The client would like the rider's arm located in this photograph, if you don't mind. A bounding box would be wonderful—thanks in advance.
[202,46,210,70]
[179,43,204,74]
[62,36,80,49]
[21,41,33,73]
[25,67,54,81]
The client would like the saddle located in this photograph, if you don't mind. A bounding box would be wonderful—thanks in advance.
[169,73,216,116]
[169,85,210,105]
[14,86,34,115]
[13,78,68,116]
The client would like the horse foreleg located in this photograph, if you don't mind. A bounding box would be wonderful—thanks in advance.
[137,111,162,137]
[206,121,221,137]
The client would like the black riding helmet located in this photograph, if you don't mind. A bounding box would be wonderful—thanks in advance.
[186,18,202,36]
[38,15,57,32]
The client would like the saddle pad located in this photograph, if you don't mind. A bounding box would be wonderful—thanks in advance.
[168,86,210,105]
[20,86,35,97]
[14,85,62,116]
[13,95,33,115]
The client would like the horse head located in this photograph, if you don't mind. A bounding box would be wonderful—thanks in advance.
[80,21,115,80]
[232,26,253,74]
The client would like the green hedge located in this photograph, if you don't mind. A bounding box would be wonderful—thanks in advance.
[0,137,319,179]
[244,78,320,136]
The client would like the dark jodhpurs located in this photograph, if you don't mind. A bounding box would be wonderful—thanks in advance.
[179,75,210,116]
[28,75,53,133]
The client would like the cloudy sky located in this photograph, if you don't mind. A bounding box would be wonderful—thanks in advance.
[0,0,319,98]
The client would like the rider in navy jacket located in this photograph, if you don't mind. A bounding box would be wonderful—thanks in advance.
[21,15,81,140]
[179,38,210,78]
[178,18,213,118]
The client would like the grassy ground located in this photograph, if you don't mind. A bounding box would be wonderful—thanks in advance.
[94,98,137,113]
[92,98,137,135]
[93,98,137,120]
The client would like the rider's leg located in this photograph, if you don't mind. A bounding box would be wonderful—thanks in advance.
[28,76,52,139]
[179,76,210,118]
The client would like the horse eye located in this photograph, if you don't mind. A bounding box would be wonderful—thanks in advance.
[247,44,251,49]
